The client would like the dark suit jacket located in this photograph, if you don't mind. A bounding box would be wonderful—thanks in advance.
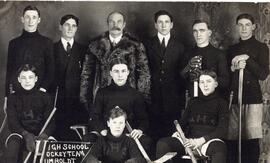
[146,35,187,117]
[53,40,86,109]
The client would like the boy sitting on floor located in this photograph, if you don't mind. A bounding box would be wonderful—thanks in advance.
[84,106,145,163]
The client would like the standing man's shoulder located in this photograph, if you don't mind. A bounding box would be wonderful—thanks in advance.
[123,32,144,46]
[38,32,53,43]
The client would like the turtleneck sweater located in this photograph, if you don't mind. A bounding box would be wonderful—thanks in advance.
[181,91,229,141]
[6,87,55,136]
[228,36,269,104]
[187,44,229,90]
[90,131,142,163]
[92,82,148,133]
[6,30,54,95]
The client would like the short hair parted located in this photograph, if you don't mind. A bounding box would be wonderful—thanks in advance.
[107,106,127,121]
[107,11,126,23]
[200,70,217,81]
[17,64,38,77]
[109,57,129,71]
[192,19,211,29]
[236,13,255,24]
[154,10,173,23]
[23,5,40,17]
[60,14,79,26]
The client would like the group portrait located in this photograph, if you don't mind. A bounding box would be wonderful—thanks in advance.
[0,1,270,163]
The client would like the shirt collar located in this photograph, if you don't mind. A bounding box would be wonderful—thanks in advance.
[109,34,123,44]
[157,32,171,47]
[61,37,74,50]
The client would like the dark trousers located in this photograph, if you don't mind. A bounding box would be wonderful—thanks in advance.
[54,96,88,141]
[156,137,227,163]
[226,139,260,163]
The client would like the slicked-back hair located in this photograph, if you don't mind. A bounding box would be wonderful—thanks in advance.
[236,13,255,24]
[154,10,173,23]
[107,106,127,121]
[23,5,40,17]
[192,19,211,29]
[109,57,129,71]
[17,64,38,77]
[60,14,79,26]
[199,70,217,81]
[107,11,126,24]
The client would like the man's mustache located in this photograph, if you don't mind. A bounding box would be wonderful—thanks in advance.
[110,27,121,31]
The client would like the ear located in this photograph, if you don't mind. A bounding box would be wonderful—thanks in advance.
[18,77,21,83]
[154,22,158,30]
[123,21,126,29]
[252,23,256,30]
[107,120,110,128]
[38,17,41,24]
[215,81,218,88]
[109,70,113,77]
[208,29,212,37]
[127,69,130,76]
[35,76,38,83]
[170,22,174,29]
[21,17,24,24]
[59,25,62,31]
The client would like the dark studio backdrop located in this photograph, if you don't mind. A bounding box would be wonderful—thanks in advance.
[0,1,270,161]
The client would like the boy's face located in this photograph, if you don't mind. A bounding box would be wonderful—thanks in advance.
[110,64,129,86]
[237,18,255,40]
[107,115,126,137]
[18,70,38,90]
[155,15,173,36]
[21,10,40,33]
[193,22,212,47]
[60,18,78,40]
[199,74,218,96]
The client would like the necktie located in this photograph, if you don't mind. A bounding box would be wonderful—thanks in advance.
[67,42,71,54]
[161,37,166,54]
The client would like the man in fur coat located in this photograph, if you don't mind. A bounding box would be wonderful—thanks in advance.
[80,11,151,112]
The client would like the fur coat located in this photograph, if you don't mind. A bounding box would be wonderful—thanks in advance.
[80,32,150,108]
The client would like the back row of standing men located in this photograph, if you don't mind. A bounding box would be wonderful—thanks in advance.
[4,5,269,163]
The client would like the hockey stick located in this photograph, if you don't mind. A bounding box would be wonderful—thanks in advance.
[23,87,59,163]
[125,121,176,163]
[238,68,244,163]
[0,97,7,134]
[174,120,197,163]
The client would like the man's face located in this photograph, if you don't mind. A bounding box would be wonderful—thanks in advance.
[108,13,126,38]
[60,18,78,40]
[199,75,218,96]
[110,64,129,86]
[155,15,173,36]
[107,115,126,137]
[193,23,211,47]
[237,18,255,40]
[21,10,40,33]
[18,70,38,91]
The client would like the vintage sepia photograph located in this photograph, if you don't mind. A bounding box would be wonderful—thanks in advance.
[0,1,270,163]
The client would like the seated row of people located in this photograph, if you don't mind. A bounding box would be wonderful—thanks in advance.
[4,62,225,163]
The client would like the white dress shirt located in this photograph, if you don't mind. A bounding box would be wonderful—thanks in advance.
[61,37,74,51]
[109,34,123,45]
[157,32,171,47]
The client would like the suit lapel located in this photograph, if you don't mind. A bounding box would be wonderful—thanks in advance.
[152,36,164,58]
[164,36,175,57]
